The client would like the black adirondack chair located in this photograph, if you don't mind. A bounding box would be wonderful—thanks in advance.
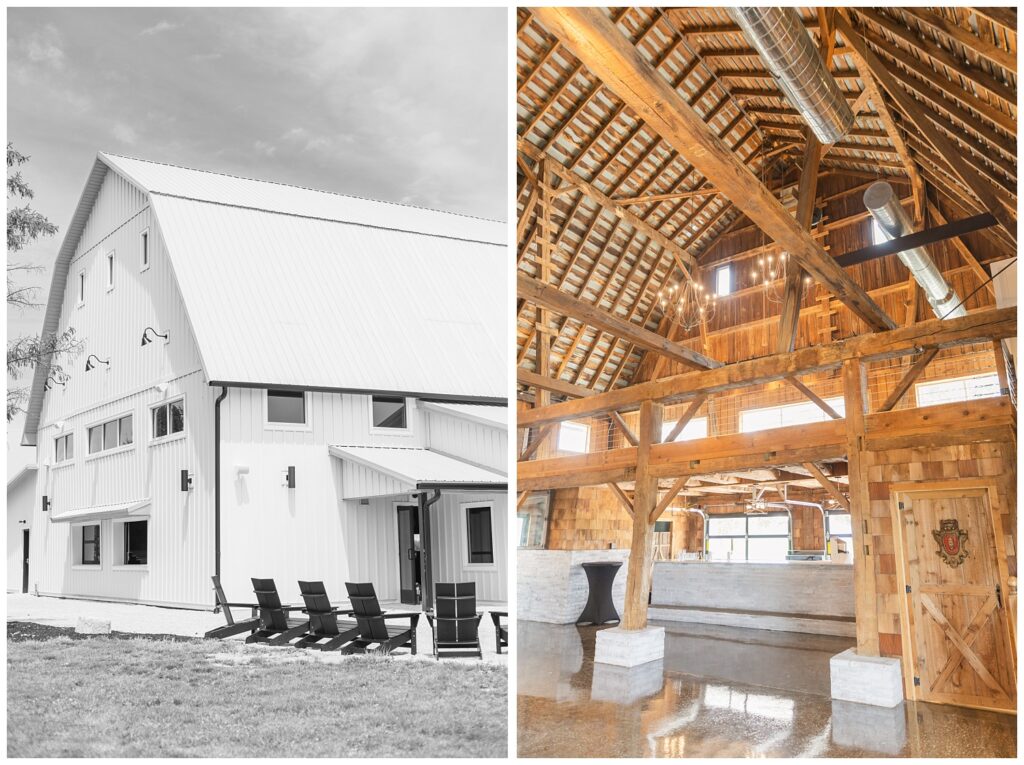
[490,610,509,655]
[426,582,484,659]
[342,582,420,655]
[293,580,361,651]
[246,577,311,646]
[204,575,261,640]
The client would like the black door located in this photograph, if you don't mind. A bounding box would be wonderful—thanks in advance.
[397,505,421,605]
[22,530,30,594]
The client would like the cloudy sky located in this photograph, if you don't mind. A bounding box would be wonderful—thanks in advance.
[6,6,507,474]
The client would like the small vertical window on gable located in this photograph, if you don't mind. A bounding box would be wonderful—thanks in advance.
[140,229,150,270]
[78,271,85,304]
[107,251,115,289]
[715,264,732,296]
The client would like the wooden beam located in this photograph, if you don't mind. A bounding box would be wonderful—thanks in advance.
[926,202,996,299]
[663,393,708,443]
[517,491,532,510]
[877,347,940,412]
[842,358,879,655]
[518,273,723,370]
[905,7,1016,74]
[609,410,638,446]
[652,477,687,523]
[622,400,662,630]
[802,462,851,511]
[517,368,596,399]
[785,376,843,419]
[606,482,634,517]
[518,307,1016,428]
[519,423,555,462]
[836,13,1016,243]
[534,7,896,334]
[518,139,696,278]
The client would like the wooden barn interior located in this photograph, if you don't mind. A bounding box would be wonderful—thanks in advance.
[515,6,1017,757]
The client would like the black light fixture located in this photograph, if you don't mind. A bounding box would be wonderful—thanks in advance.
[141,327,169,346]
[181,469,193,492]
[285,466,296,489]
[41,495,51,513]
[44,375,67,392]
[85,354,109,372]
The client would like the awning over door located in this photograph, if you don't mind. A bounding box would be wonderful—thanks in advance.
[329,445,506,500]
[49,499,151,523]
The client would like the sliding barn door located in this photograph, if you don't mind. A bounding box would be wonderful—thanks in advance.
[897,487,1015,711]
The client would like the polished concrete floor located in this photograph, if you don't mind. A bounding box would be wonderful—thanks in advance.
[517,621,1017,758]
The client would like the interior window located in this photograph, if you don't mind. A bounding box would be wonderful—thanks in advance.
[123,520,148,565]
[82,524,100,565]
[372,396,407,428]
[557,421,590,452]
[715,265,732,296]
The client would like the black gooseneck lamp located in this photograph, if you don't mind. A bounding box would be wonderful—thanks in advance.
[84,354,110,372]
[141,327,170,346]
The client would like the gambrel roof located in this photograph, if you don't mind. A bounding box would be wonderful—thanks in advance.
[23,153,506,444]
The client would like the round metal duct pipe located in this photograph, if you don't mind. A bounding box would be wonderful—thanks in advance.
[728,7,854,144]
[863,182,966,319]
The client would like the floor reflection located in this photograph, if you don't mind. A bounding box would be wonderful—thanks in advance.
[517,620,1017,758]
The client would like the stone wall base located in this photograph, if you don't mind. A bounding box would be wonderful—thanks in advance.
[594,625,665,667]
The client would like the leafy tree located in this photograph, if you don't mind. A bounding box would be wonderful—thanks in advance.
[7,143,80,421]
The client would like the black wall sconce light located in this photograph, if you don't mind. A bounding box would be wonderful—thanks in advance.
[43,376,66,391]
[85,354,110,372]
[141,327,170,346]
[41,495,51,513]
[181,470,194,492]
[283,466,296,489]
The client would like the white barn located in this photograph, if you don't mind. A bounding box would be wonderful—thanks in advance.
[21,153,508,610]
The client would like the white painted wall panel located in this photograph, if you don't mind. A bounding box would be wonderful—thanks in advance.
[30,372,216,608]
[431,492,508,602]
[425,410,507,474]
[7,473,35,592]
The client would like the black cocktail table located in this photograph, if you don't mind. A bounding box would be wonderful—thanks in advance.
[577,561,623,625]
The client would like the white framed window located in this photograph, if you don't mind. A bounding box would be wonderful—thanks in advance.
[77,270,86,306]
[265,389,308,427]
[715,264,732,296]
[151,397,185,441]
[86,413,134,456]
[915,372,1001,408]
[106,250,115,290]
[54,432,74,463]
[826,511,854,561]
[140,228,150,271]
[557,421,590,453]
[463,503,495,568]
[371,395,409,430]
[661,416,708,442]
[740,396,845,433]
[113,519,149,568]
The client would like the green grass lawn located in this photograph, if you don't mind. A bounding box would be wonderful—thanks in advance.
[7,631,507,757]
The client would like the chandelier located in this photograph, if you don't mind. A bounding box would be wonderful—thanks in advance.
[657,278,715,332]
[751,250,789,304]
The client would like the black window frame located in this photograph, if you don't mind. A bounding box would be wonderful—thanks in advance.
[140,229,149,269]
[123,520,148,566]
[466,505,494,565]
[81,524,100,566]
[266,389,306,425]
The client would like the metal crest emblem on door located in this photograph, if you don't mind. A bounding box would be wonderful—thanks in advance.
[933,518,969,568]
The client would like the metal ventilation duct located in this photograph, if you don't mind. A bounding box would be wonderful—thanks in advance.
[863,181,966,320]
[728,7,855,144]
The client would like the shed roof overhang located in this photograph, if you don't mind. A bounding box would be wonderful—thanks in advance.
[49,498,151,524]
[329,445,507,500]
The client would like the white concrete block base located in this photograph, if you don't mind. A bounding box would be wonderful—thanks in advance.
[830,648,904,707]
[591,659,665,703]
[594,626,665,667]
[75,617,111,635]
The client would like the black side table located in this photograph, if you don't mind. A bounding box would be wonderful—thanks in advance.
[577,561,623,625]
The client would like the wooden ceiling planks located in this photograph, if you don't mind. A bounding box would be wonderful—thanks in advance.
[517,6,1016,399]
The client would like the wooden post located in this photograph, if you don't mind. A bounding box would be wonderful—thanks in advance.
[842,358,879,655]
[621,399,663,630]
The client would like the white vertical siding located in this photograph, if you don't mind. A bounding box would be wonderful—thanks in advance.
[39,170,204,423]
[431,492,508,602]
[30,372,216,608]
[425,410,507,474]
[7,475,35,592]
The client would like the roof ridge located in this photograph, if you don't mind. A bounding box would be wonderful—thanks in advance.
[100,152,505,225]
